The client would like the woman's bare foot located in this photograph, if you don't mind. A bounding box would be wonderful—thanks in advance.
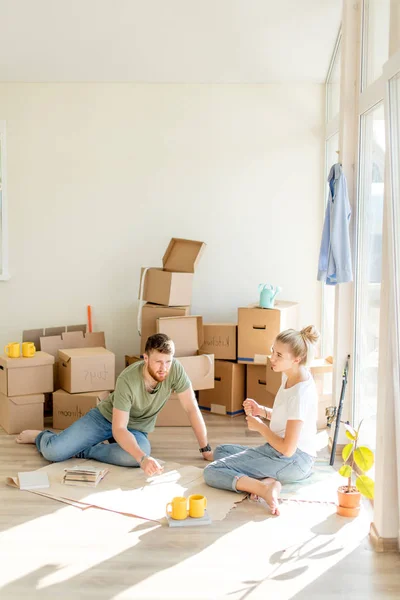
[16,430,41,444]
[262,480,282,515]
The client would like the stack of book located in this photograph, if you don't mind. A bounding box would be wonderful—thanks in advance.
[62,465,109,487]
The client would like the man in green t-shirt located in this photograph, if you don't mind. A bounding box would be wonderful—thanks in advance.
[16,334,214,476]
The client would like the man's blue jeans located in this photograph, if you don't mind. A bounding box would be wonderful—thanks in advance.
[35,407,150,467]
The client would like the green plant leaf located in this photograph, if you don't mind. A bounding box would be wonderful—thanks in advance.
[354,447,374,472]
[339,465,352,477]
[344,423,357,440]
[342,443,353,462]
[356,475,375,499]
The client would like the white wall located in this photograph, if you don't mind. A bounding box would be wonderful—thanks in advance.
[0,83,324,373]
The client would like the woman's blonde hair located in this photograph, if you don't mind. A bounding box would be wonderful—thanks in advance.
[275,325,320,367]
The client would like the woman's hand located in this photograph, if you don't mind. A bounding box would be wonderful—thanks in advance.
[245,415,264,432]
[243,398,263,417]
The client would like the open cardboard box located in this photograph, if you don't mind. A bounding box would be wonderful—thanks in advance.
[139,238,206,306]
[37,330,106,389]
[157,315,214,391]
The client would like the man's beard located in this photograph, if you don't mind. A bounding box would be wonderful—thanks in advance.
[147,364,167,383]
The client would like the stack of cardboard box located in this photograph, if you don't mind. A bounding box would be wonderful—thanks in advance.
[197,323,245,417]
[0,351,54,434]
[137,238,205,355]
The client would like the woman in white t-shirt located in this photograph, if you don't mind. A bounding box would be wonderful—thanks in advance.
[203,326,320,516]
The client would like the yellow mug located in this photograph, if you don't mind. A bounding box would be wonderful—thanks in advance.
[4,342,21,358]
[22,342,36,358]
[166,496,188,520]
[188,494,207,518]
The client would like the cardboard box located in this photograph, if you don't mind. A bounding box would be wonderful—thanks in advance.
[200,324,237,360]
[156,393,190,427]
[139,238,205,306]
[198,360,246,417]
[58,347,115,394]
[0,392,44,434]
[52,389,110,430]
[0,352,54,397]
[31,330,106,390]
[246,365,275,408]
[125,355,142,368]
[312,358,334,429]
[23,324,87,351]
[157,315,215,391]
[139,303,190,355]
[237,301,299,364]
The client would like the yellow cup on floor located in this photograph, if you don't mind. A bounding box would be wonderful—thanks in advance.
[4,342,20,358]
[166,496,188,520]
[188,494,207,518]
[22,341,36,358]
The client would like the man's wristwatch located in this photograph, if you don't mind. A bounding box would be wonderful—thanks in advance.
[199,444,212,454]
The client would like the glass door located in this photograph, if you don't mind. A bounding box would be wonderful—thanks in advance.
[354,103,385,450]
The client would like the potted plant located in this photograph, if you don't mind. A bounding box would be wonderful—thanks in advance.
[337,421,375,517]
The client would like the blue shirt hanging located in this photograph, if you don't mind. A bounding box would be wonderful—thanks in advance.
[317,163,353,285]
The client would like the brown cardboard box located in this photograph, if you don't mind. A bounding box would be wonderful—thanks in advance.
[0,392,44,434]
[312,358,334,429]
[265,357,283,395]
[156,393,190,426]
[139,238,205,306]
[200,324,237,360]
[0,352,54,397]
[35,330,106,390]
[58,347,115,394]
[246,365,276,409]
[52,389,110,429]
[139,303,190,355]
[198,360,246,417]
[237,301,299,364]
[157,316,215,391]
[125,355,142,368]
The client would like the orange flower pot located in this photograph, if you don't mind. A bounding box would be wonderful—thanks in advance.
[337,485,361,517]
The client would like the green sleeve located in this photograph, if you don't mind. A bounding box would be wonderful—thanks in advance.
[112,375,133,412]
[172,359,191,394]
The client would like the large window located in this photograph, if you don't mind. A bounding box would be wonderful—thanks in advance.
[327,37,342,121]
[354,103,385,449]
[0,121,8,280]
[362,0,390,89]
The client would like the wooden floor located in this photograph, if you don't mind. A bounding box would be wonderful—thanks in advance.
[1,414,399,600]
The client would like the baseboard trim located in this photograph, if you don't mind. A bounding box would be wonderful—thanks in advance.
[369,522,399,553]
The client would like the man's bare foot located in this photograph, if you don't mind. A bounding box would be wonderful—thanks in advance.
[16,430,41,444]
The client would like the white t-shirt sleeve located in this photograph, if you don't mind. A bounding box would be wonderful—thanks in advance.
[286,393,307,421]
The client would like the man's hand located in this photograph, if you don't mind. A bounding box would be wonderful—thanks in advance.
[246,414,264,432]
[243,398,263,417]
[141,456,164,476]
[201,450,214,462]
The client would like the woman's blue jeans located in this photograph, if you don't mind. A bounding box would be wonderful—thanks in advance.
[203,443,314,492]
[35,407,150,467]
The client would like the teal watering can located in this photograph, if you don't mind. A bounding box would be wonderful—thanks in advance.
[258,283,282,309]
